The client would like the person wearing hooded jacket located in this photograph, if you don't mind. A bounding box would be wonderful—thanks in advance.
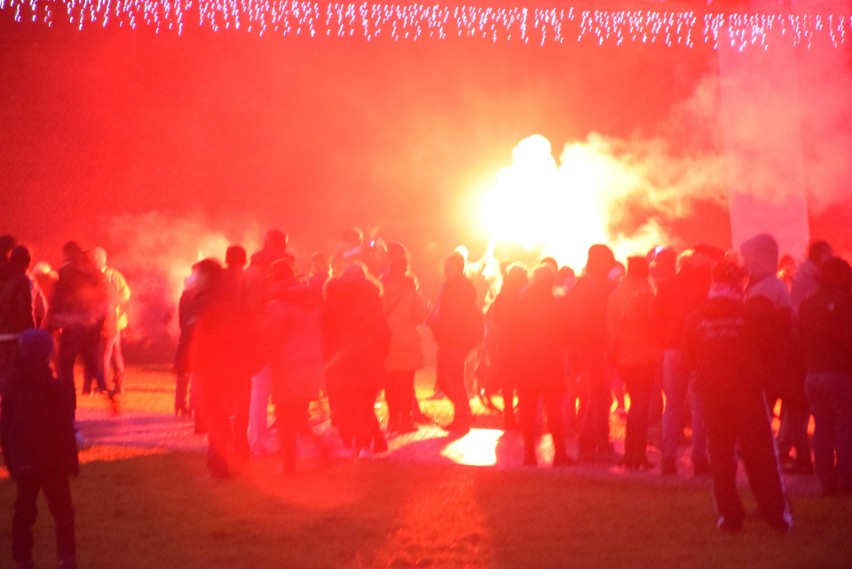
[741,233,812,474]
[608,256,661,469]
[322,262,390,455]
[380,245,427,434]
[1,329,79,569]
[259,260,325,472]
[564,244,617,462]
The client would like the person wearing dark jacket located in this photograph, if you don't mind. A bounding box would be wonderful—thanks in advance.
[491,262,528,431]
[43,242,115,413]
[0,246,36,395]
[608,256,661,469]
[189,259,257,479]
[428,251,483,435]
[564,244,616,462]
[1,329,79,569]
[653,248,714,476]
[683,260,792,534]
[799,256,852,496]
[516,264,573,467]
[322,262,391,455]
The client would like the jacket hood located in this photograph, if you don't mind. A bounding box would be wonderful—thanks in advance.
[740,233,779,282]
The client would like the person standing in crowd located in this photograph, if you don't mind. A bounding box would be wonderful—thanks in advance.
[244,230,291,456]
[1,329,79,569]
[322,262,390,456]
[43,242,115,413]
[516,264,573,467]
[381,242,427,434]
[791,240,833,318]
[653,248,715,476]
[491,262,528,431]
[259,260,326,473]
[741,233,812,474]
[772,239,834,473]
[189,258,257,479]
[683,260,792,534]
[428,250,482,435]
[564,244,617,462]
[84,247,131,395]
[223,245,248,300]
[608,256,660,469]
[0,246,36,395]
[799,256,852,496]
[173,262,218,419]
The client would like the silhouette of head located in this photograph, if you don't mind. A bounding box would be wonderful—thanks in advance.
[8,246,31,273]
[585,244,615,278]
[226,245,247,268]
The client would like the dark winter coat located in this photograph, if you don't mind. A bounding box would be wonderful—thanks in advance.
[430,274,482,351]
[1,361,78,479]
[321,274,390,393]
[799,288,852,375]
[516,281,567,390]
[0,272,35,334]
[46,260,109,330]
[682,296,769,397]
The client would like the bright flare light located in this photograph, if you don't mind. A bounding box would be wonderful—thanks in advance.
[480,134,610,271]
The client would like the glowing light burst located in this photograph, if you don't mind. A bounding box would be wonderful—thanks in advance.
[1,0,850,49]
[480,135,614,271]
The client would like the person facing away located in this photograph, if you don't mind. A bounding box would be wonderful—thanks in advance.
[380,244,427,434]
[1,329,79,569]
[798,256,852,496]
[321,262,390,455]
[243,230,291,456]
[258,259,325,473]
[491,261,529,431]
[563,243,617,462]
[189,258,258,479]
[428,250,483,435]
[607,255,661,469]
[0,245,37,395]
[43,242,115,413]
[683,260,793,534]
[515,263,573,467]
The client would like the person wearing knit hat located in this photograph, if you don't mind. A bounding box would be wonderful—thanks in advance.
[683,260,793,534]
[1,328,79,569]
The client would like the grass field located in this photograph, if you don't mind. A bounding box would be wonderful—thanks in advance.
[1,366,852,568]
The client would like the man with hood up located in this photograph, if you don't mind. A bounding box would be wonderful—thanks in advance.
[741,233,811,474]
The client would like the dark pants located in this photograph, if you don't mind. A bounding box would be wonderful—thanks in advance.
[276,401,310,471]
[518,385,567,462]
[196,378,250,477]
[336,388,384,452]
[437,347,472,426]
[57,323,108,406]
[620,365,655,465]
[385,370,416,429]
[576,353,611,459]
[701,389,791,527]
[13,474,76,564]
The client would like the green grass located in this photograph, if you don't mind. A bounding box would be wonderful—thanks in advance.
[2,453,852,568]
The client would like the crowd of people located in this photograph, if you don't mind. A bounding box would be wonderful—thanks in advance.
[1,226,851,566]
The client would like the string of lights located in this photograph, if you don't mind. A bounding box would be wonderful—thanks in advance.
[1,0,849,50]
